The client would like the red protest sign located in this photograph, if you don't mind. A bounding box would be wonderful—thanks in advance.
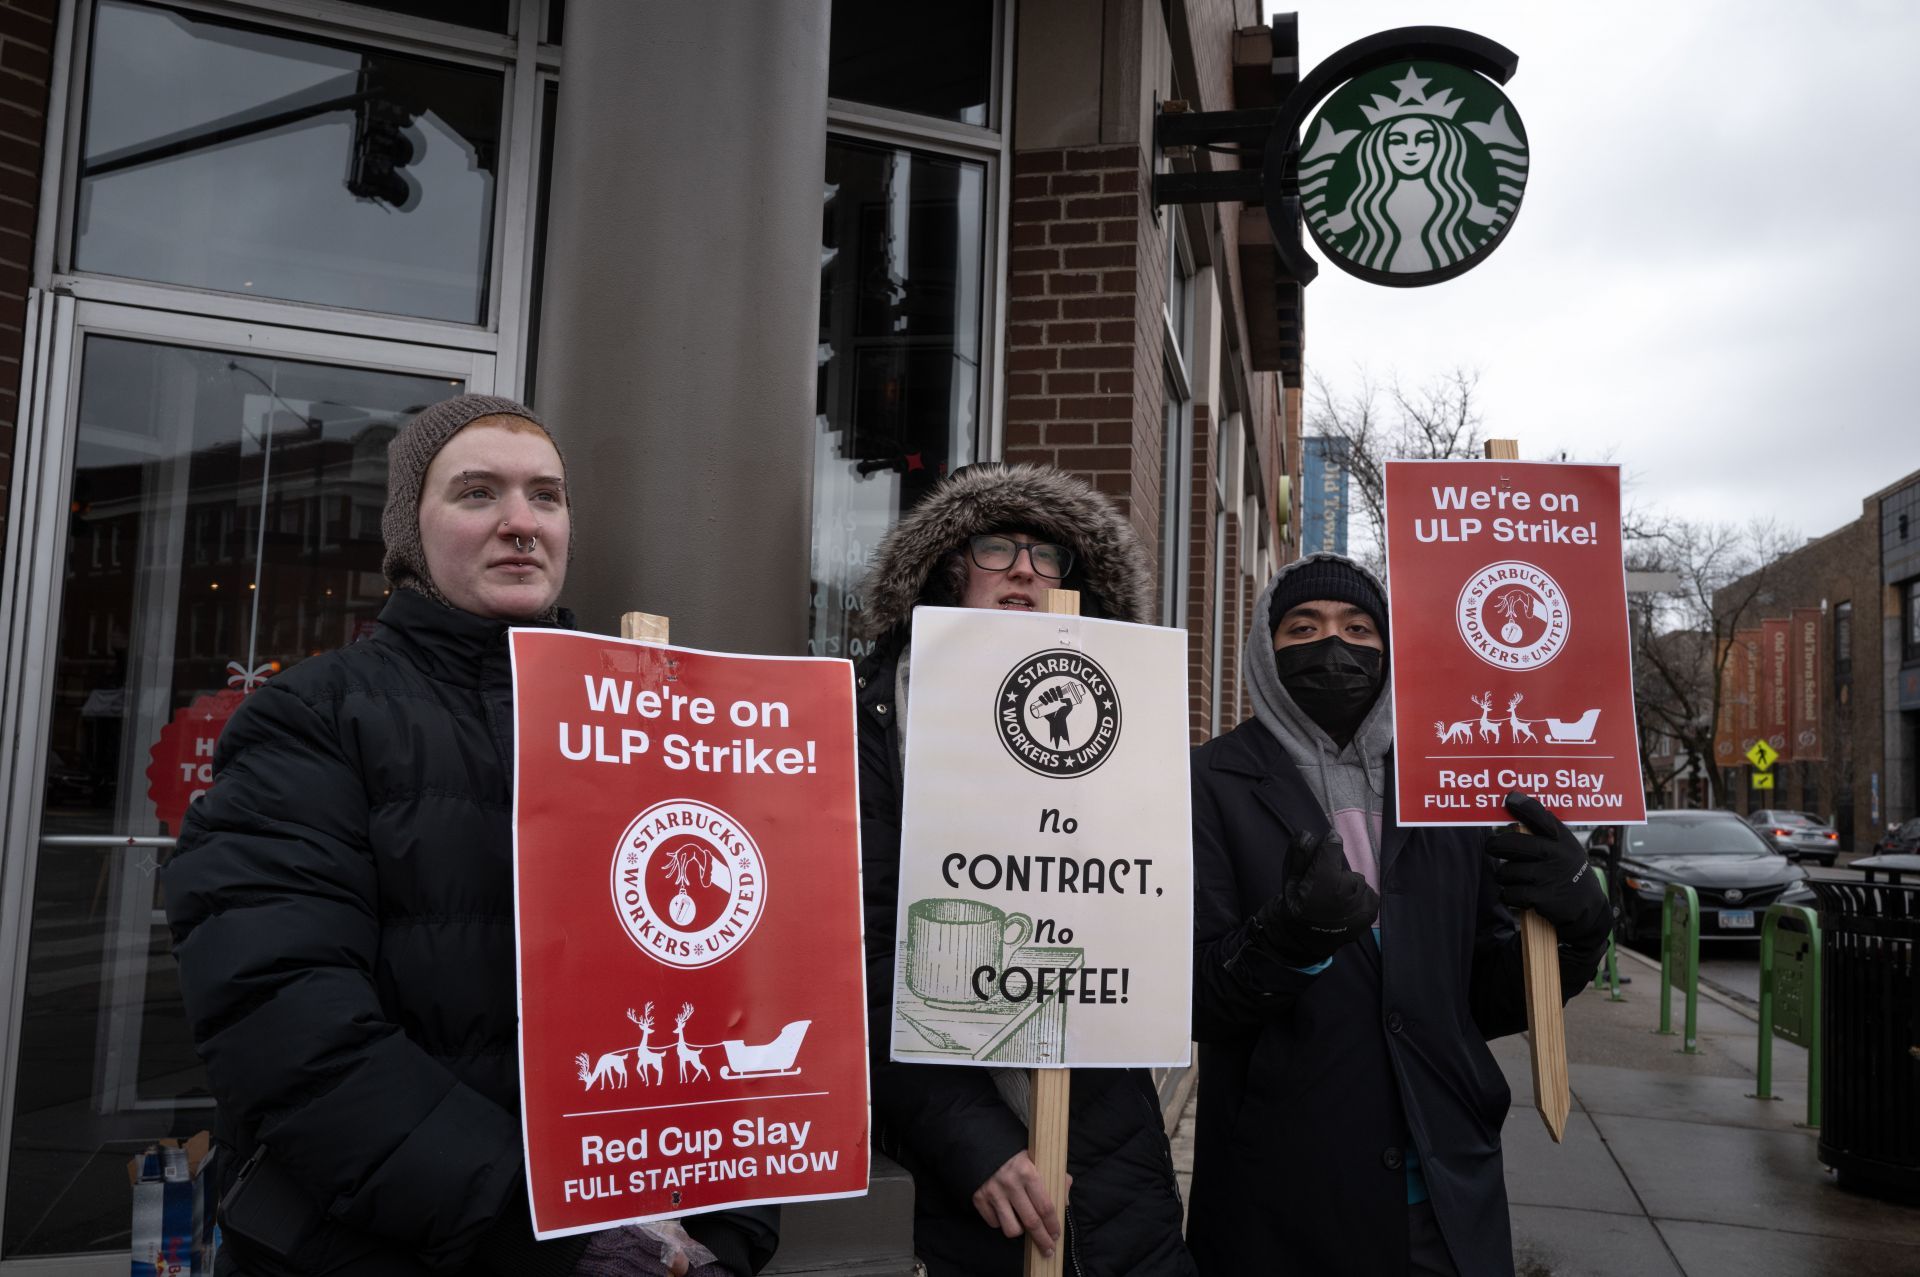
[1384,460,1645,825]
[509,630,868,1238]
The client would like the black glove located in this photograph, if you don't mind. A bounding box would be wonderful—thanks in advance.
[1485,792,1610,942]
[1251,829,1380,968]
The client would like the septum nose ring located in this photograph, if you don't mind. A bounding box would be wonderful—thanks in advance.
[513,534,537,554]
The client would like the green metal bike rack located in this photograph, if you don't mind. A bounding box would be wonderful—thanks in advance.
[1590,867,1625,1001]
[1657,883,1700,1053]
[1752,902,1822,1127]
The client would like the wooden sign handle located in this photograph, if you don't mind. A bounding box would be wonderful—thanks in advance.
[1025,587,1079,1276]
[1484,438,1571,1143]
[620,611,669,644]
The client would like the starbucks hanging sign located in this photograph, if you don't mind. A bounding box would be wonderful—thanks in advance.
[1298,61,1528,287]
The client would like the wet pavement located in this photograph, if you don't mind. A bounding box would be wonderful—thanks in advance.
[1167,943,1920,1275]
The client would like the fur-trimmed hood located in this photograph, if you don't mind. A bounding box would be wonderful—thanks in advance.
[859,463,1155,638]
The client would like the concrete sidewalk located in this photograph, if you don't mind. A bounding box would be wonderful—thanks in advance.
[1168,947,1920,1275]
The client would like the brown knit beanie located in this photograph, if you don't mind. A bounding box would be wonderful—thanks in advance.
[381,393,566,610]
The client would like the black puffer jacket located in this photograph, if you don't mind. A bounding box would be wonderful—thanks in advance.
[1185,559,1608,1275]
[162,590,776,1275]
[855,464,1194,1277]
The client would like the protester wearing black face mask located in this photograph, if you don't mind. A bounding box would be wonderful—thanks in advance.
[1185,553,1611,1277]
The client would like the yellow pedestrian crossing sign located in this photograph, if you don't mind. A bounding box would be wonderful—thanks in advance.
[1751,771,1775,790]
[1746,739,1779,771]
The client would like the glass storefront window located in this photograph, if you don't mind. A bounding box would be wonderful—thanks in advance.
[809,138,985,660]
[3,335,457,1258]
[829,0,995,126]
[74,1,503,323]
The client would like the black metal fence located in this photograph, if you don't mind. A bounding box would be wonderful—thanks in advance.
[1809,877,1920,1196]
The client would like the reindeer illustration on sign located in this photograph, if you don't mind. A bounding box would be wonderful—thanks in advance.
[574,1002,813,1092]
[1434,693,1601,746]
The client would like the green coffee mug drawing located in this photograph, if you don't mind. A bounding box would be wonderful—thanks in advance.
[905,898,1033,1006]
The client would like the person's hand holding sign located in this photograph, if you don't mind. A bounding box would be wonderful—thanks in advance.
[1251,829,1380,968]
[1484,793,1610,943]
[973,1149,1065,1257]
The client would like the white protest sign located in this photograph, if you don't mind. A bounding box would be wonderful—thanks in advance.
[891,606,1192,1069]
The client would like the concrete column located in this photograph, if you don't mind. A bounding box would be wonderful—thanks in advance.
[538,1,830,652]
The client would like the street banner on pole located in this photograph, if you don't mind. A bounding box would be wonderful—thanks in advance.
[1734,629,1762,757]
[508,629,868,1238]
[1712,638,1738,770]
[1791,606,1823,761]
[1383,459,1645,824]
[890,607,1192,1068]
[1762,617,1792,762]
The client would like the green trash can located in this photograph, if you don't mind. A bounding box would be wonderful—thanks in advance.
[1808,861,1920,1197]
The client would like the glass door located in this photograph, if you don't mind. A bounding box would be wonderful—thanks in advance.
[0,301,491,1261]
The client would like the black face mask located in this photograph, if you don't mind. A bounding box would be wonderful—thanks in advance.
[1274,635,1385,742]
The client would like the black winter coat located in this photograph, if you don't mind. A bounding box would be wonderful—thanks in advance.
[859,639,1195,1277]
[162,590,776,1275]
[1186,720,1604,1277]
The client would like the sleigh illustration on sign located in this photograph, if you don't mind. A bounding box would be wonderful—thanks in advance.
[1542,709,1601,744]
[718,1019,811,1080]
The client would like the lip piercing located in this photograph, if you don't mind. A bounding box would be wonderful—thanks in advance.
[513,535,537,554]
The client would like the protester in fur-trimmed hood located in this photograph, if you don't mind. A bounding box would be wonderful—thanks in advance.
[854,463,1193,1277]
[859,462,1154,637]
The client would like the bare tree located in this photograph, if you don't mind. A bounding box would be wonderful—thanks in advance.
[1306,366,1487,570]
[1625,516,1802,808]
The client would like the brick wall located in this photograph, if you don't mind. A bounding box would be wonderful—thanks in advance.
[1004,141,1171,592]
[0,0,56,545]
[1184,403,1215,742]
[1220,507,1240,725]
[1003,0,1290,742]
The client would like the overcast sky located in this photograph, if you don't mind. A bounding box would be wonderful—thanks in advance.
[1267,1,1917,545]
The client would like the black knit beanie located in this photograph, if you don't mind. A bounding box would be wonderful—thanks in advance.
[1268,556,1388,643]
[381,393,565,610]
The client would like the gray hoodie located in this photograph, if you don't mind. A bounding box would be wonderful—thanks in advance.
[1244,553,1395,892]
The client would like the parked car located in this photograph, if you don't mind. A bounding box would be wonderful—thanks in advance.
[1745,808,1841,867]
[1588,810,1814,948]
[1873,817,1920,855]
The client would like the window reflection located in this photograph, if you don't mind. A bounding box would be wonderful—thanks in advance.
[75,1,502,323]
[359,0,511,32]
[829,0,995,126]
[811,139,985,659]
[4,336,454,1258]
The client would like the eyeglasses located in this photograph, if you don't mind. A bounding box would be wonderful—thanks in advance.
[967,534,1075,580]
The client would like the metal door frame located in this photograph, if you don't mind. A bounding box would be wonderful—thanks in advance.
[0,295,494,1267]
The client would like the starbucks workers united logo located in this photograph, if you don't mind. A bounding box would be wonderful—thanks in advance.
[1299,63,1529,286]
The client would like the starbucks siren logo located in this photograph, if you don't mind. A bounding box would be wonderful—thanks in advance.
[1456,561,1568,671]
[610,798,766,969]
[1299,62,1529,285]
[996,648,1122,777]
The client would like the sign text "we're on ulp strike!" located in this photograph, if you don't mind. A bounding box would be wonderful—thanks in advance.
[558,675,823,775]
[1414,482,1601,547]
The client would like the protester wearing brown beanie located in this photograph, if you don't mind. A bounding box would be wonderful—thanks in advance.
[164,394,779,1276]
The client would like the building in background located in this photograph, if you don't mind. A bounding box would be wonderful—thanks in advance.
[0,1,1303,1265]
[1713,467,1920,848]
